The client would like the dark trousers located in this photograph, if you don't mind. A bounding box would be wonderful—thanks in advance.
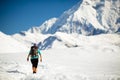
[31,58,38,68]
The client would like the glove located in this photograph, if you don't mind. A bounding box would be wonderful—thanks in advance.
[27,57,29,61]
[40,58,42,62]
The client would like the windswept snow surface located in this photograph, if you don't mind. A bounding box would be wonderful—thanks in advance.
[0,34,120,80]
[0,32,28,53]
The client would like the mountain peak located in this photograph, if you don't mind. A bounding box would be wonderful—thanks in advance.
[15,0,119,36]
[36,0,119,35]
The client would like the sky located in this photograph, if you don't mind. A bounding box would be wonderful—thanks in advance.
[0,0,80,35]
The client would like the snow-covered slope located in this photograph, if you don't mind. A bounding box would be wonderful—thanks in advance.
[12,31,120,50]
[0,34,120,80]
[38,0,120,35]
[27,18,57,34]
[0,32,28,53]
[12,31,49,48]
[11,0,120,50]
[39,32,120,50]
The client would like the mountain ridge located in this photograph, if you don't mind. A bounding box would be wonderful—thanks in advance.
[15,0,120,36]
[23,0,119,36]
[3,0,120,50]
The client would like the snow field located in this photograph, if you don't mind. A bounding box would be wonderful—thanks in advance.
[0,45,120,80]
[0,33,120,80]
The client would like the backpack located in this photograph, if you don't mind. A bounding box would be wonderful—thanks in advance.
[30,46,38,56]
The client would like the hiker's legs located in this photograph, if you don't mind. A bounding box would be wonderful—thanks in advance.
[34,67,37,73]
[32,67,35,71]
[32,67,37,73]
[31,59,38,73]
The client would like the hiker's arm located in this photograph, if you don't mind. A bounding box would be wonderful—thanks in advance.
[38,49,42,62]
[40,54,42,62]
[27,52,30,61]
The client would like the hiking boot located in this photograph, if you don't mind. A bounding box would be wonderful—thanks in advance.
[33,71,36,74]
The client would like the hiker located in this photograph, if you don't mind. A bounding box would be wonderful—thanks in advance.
[27,44,42,74]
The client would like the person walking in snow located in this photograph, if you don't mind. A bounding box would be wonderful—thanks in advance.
[27,43,42,74]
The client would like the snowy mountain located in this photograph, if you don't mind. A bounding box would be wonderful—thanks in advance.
[0,32,28,53]
[19,0,120,36]
[39,0,120,35]
[0,1,120,79]
[11,0,120,50]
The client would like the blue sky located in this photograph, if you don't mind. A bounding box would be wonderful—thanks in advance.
[0,0,80,35]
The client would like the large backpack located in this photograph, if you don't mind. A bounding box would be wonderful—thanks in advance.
[30,46,38,56]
